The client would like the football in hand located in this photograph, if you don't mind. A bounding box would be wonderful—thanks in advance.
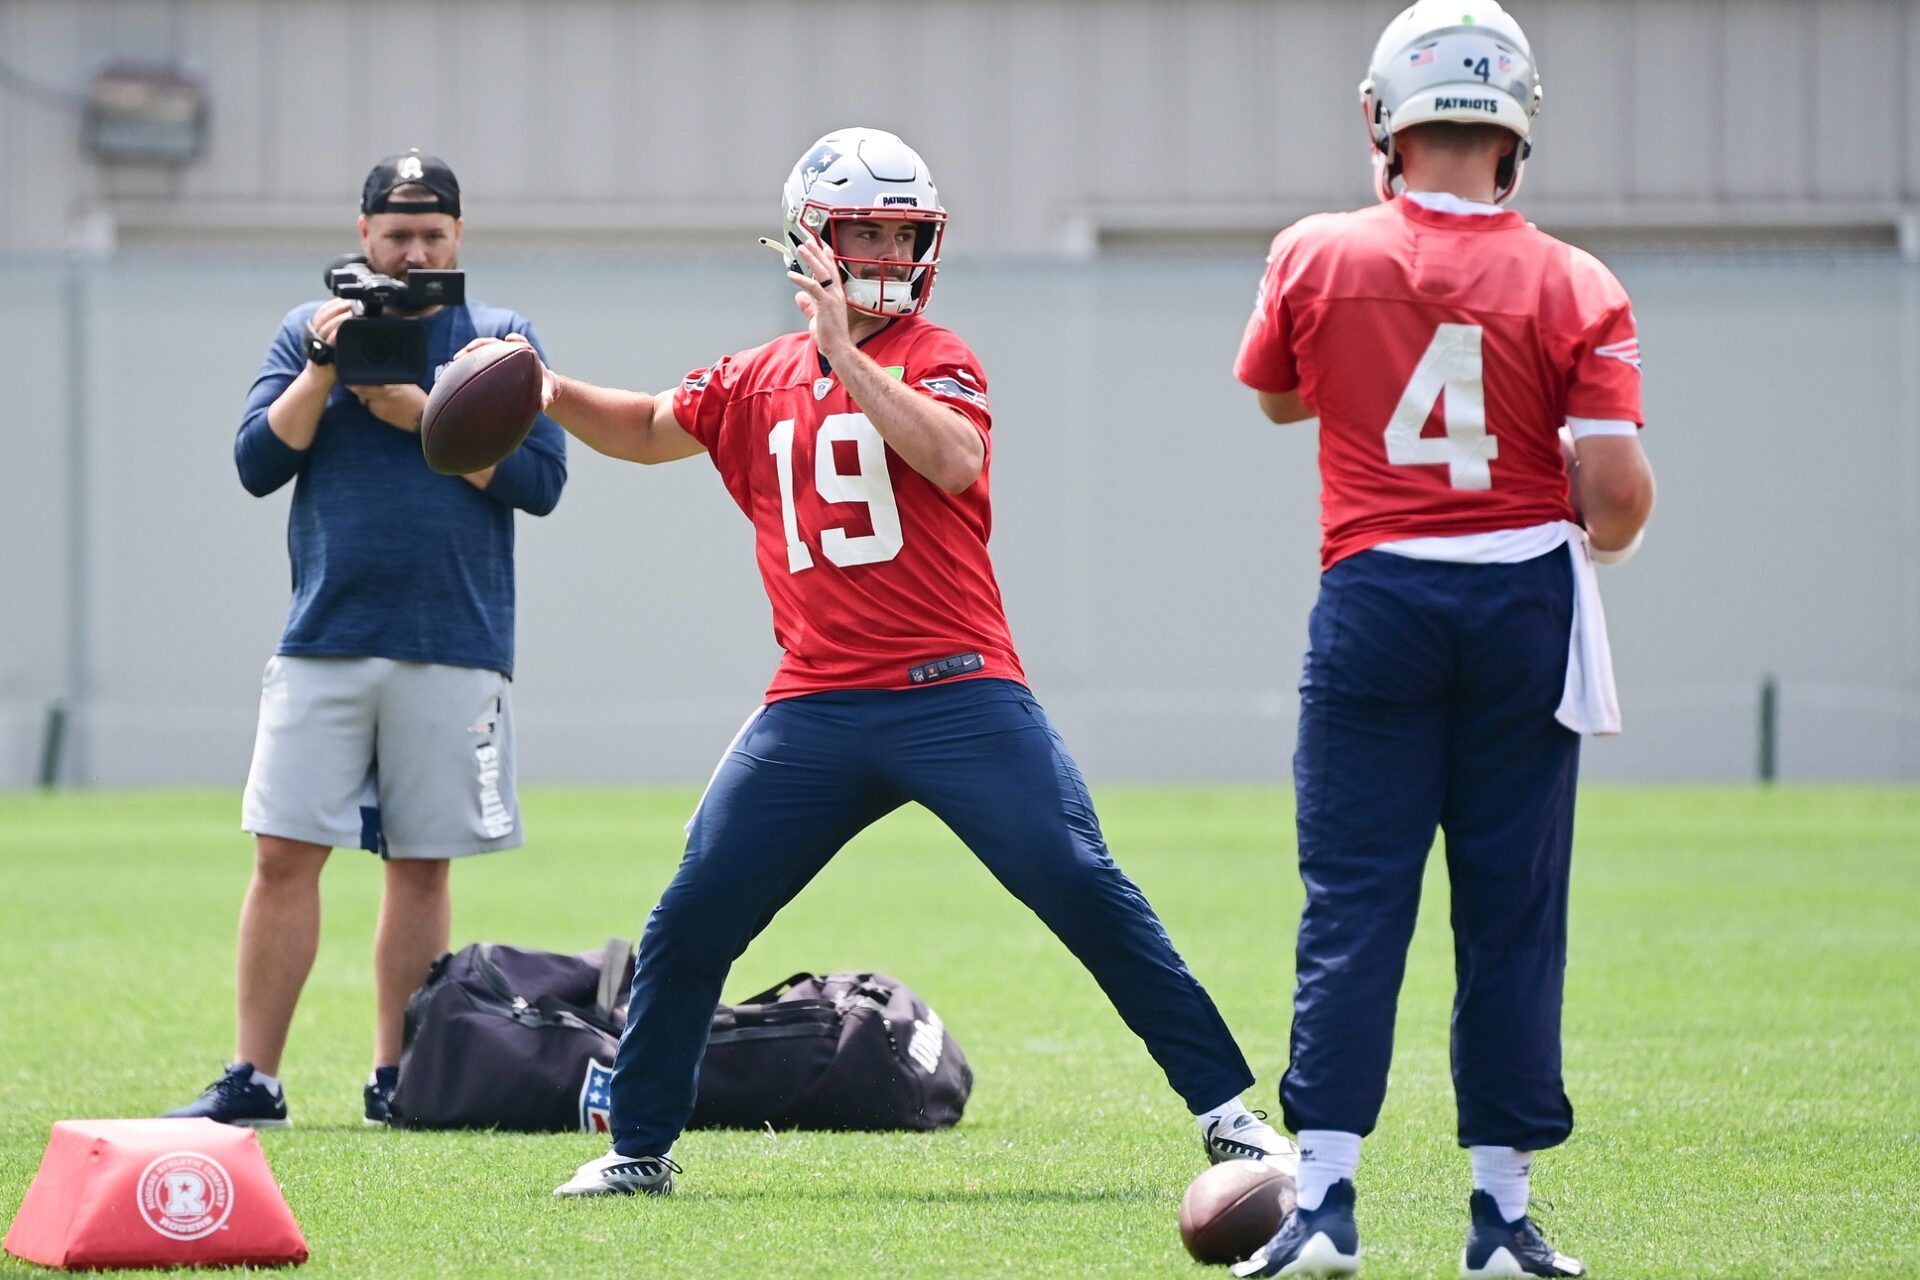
[420,342,544,475]
[1178,1159,1294,1265]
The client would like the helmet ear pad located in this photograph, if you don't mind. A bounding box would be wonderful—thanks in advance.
[1493,138,1529,196]
[1491,135,1532,202]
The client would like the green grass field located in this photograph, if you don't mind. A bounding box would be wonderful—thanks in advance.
[2,787,1916,1277]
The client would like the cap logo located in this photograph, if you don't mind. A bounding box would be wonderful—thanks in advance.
[397,155,425,181]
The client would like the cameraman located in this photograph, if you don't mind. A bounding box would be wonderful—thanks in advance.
[165,150,566,1128]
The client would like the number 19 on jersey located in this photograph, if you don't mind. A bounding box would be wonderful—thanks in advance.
[769,413,905,572]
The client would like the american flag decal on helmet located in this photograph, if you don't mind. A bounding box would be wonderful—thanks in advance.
[1594,339,1643,371]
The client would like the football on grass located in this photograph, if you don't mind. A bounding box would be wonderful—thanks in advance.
[1178,1159,1293,1265]
[420,343,543,475]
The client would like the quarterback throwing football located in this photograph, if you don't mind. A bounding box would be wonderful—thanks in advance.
[463,128,1293,1198]
[1231,4,1654,1277]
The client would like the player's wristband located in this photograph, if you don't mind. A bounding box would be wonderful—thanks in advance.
[1590,528,1644,566]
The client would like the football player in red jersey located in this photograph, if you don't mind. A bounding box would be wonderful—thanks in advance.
[459,128,1293,1198]
[1229,5,1654,1278]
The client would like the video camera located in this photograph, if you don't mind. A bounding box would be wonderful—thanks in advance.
[321,255,466,385]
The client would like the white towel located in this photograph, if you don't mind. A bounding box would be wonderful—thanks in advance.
[1375,518,1623,736]
[1556,527,1622,735]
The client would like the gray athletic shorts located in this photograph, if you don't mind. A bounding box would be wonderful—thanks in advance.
[241,655,522,860]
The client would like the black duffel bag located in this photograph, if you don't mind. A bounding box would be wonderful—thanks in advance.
[388,940,633,1132]
[692,971,971,1132]
[389,943,970,1134]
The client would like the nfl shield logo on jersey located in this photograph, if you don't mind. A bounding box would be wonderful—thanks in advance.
[577,1060,614,1133]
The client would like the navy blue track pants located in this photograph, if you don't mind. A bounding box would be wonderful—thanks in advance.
[1283,548,1581,1151]
[608,677,1255,1155]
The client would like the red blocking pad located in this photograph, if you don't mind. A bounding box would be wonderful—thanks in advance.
[5,1119,307,1269]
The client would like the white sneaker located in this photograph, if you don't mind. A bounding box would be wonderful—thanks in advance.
[553,1151,679,1198]
[1204,1110,1301,1173]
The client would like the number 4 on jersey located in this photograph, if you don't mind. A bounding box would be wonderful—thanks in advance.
[1382,323,1498,490]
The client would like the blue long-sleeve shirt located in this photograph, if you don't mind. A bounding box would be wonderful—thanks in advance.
[235,299,567,677]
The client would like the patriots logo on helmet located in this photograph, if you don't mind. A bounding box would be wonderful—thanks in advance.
[799,142,843,190]
[578,1059,614,1133]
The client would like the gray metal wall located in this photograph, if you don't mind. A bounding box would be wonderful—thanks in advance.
[3,251,1917,787]
[2,0,1917,254]
[4,0,1916,787]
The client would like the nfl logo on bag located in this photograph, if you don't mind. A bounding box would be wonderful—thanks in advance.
[578,1060,614,1133]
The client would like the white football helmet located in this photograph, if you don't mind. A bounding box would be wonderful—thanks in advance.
[772,127,946,318]
[1360,0,1544,203]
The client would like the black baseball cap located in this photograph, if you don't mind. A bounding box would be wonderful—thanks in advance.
[361,149,461,217]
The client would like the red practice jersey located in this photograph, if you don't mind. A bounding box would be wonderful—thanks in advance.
[673,316,1025,702]
[1235,196,1644,569]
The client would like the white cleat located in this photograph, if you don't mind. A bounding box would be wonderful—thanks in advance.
[552,1150,679,1198]
[1205,1110,1302,1176]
